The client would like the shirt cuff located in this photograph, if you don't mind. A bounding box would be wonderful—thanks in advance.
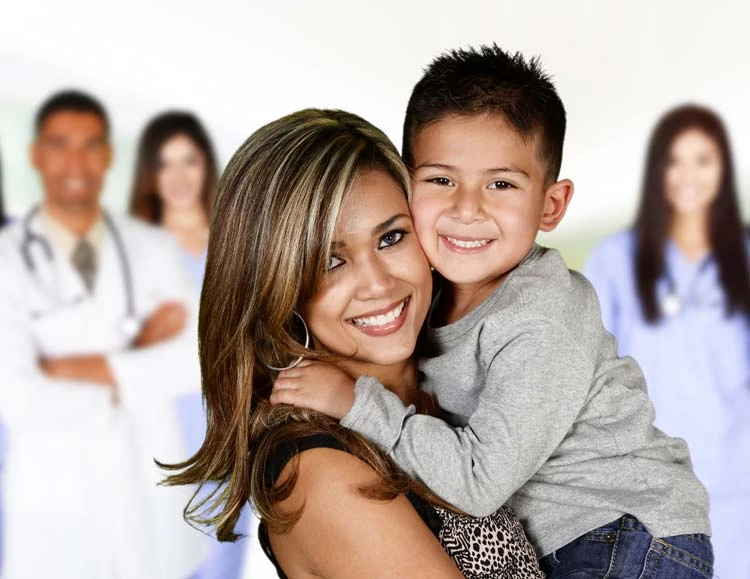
[341,375,415,452]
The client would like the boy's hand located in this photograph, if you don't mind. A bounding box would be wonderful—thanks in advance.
[270,360,356,420]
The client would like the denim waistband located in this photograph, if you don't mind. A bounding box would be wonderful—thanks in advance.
[619,514,647,532]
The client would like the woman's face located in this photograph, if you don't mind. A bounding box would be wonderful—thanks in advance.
[301,169,432,370]
[156,133,207,211]
[664,128,723,217]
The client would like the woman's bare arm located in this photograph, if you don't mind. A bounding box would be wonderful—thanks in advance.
[269,447,463,579]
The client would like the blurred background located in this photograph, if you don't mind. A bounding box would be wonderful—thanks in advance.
[2,0,747,267]
[1,1,748,578]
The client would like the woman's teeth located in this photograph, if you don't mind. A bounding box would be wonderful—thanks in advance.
[352,300,406,327]
[446,236,490,248]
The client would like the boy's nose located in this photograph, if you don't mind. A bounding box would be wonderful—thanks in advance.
[452,187,485,224]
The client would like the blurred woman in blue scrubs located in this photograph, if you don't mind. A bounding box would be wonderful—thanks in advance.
[585,104,750,579]
[0,145,6,574]
[130,112,250,579]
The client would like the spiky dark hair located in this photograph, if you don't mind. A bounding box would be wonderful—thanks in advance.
[402,44,566,184]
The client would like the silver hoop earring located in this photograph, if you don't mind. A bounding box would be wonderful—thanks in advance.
[265,311,311,371]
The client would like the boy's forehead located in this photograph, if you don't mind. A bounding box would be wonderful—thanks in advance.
[411,113,545,175]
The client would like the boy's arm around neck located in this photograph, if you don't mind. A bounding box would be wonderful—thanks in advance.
[342,315,594,518]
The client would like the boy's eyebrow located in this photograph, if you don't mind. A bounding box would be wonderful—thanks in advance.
[414,162,530,178]
[485,166,530,178]
[329,213,409,250]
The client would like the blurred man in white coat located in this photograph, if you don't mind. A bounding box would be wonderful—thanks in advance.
[0,90,206,579]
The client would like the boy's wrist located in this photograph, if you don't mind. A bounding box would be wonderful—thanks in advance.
[340,375,375,427]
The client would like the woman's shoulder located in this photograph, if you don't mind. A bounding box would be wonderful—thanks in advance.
[264,432,347,487]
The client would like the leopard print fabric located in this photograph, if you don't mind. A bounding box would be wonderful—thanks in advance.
[434,504,545,578]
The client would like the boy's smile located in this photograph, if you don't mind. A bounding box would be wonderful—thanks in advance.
[410,113,553,296]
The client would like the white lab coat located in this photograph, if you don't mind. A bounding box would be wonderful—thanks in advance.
[0,213,207,579]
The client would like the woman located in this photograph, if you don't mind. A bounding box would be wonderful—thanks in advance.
[162,109,543,578]
[130,111,215,286]
[130,112,251,579]
[0,146,6,575]
[585,104,750,579]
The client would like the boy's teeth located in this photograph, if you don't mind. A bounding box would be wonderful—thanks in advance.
[352,300,406,327]
[446,236,490,248]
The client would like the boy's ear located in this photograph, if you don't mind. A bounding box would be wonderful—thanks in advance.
[539,178,574,232]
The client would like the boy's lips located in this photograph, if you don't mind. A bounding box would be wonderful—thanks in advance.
[347,297,410,337]
[440,234,495,253]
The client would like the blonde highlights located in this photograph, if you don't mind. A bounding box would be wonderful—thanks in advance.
[159,109,447,540]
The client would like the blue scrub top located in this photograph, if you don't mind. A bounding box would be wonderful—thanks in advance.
[584,230,750,498]
[181,248,207,291]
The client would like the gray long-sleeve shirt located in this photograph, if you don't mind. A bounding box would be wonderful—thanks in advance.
[341,244,710,557]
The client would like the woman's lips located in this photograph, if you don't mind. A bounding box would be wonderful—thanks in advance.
[348,297,410,337]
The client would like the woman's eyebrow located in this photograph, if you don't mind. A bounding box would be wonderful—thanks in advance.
[371,213,409,236]
[329,213,409,250]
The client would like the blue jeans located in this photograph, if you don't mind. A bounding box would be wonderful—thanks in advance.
[540,515,714,578]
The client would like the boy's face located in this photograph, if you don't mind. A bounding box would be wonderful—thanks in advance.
[410,114,559,289]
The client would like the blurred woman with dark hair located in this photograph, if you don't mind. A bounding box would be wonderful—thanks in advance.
[0,145,5,574]
[130,111,216,286]
[129,112,250,579]
[585,104,750,578]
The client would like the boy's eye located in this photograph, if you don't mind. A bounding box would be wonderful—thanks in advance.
[378,229,406,249]
[427,176,453,187]
[488,180,514,190]
[327,255,344,271]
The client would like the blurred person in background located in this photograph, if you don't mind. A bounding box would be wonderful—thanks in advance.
[129,111,251,579]
[0,145,6,575]
[585,104,750,579]
[0,90,206,579]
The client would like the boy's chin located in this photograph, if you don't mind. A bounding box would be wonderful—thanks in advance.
[435,265,507,288]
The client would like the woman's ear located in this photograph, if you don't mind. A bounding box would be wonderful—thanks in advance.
[539,178,574,232]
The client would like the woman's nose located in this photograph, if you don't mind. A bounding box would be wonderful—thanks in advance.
[354,256,396,300]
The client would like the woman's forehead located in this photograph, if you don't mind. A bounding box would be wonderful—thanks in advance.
[334,170,409,238]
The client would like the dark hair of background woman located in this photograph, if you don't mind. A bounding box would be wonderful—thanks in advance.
[129,111,218,223]
[634,104,750,323]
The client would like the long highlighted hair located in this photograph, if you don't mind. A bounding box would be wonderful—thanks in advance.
[160,109,447,540]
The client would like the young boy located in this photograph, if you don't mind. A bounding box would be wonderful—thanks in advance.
[273,45,713,577]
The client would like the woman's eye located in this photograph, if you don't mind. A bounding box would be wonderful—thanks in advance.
[327,255,344,271]
[488,180,514,190]
[378,230,405,249]
[427,176,453,187]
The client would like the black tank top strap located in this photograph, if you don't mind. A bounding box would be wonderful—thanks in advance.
[257,432,350,579]
[262,432,347,489]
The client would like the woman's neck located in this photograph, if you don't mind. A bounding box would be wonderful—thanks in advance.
[161,204,209,256]
[162,204,208,232]
[340,359,419,403]
[669,211,712,263]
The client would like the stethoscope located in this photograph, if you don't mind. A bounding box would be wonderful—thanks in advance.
[21,205,140,338]
[661,259,716,318]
